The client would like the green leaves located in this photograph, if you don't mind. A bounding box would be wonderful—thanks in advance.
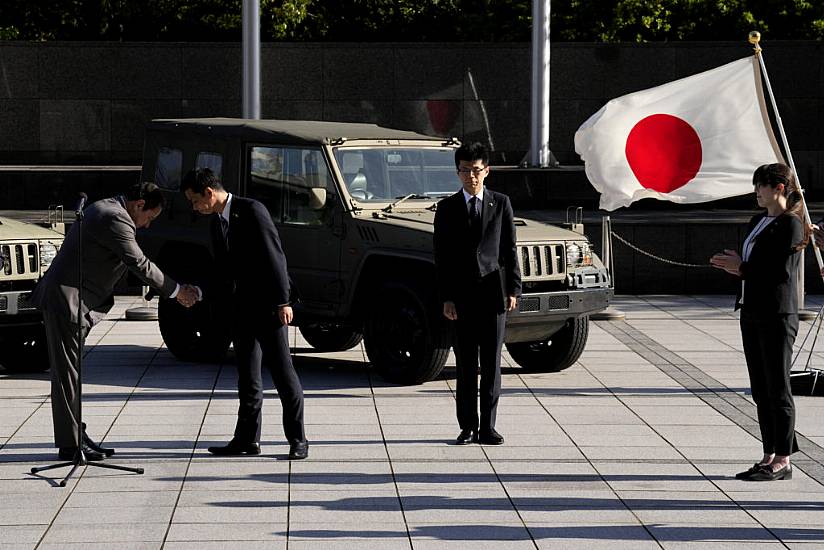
[1,0,822,42]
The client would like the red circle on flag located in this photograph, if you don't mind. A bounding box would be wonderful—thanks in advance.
[625,114,702,193]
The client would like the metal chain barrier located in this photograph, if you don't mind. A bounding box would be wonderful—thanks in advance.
[611,230,711,268]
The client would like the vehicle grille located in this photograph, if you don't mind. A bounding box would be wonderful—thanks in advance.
[17,292,35,311]
[518,296,541,312]
[0,295,7,312]
[547,295,571,310]
[0,243,38,278]
[517,243,566,282]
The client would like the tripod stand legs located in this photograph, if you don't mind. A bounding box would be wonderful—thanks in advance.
[31,448,143,487]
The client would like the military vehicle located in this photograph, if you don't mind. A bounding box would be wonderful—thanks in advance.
[0,210,64,372]
[139,118,612,384]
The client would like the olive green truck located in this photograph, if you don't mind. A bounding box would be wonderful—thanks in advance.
[138,118,612,384]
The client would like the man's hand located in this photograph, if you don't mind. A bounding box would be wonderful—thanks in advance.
[176,284,198,308]
[443,301,457,321]
[709,249,743,276]
[506,295,517,312]
[812,223,824,249]
[278,305,294,326]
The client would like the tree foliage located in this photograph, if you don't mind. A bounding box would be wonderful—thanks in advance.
[1,0,822,42]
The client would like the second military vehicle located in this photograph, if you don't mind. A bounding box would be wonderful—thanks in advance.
[138,118,612,384]
[0,210,64,372]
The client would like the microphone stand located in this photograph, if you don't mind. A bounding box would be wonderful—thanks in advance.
[31,196,144,487]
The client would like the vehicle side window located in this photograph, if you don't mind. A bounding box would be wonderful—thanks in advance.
[282,148,334,226]
[249,146,285,222]
[155,147,183,190]
[248,146,334,225]
[195,152,223,180]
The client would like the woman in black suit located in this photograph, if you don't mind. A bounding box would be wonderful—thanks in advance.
[711,163,807,481]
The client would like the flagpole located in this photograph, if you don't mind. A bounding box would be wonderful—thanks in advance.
[749,31,824,291]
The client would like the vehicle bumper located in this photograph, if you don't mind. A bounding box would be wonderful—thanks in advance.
[505,287,613,343]
[0,291,41,327]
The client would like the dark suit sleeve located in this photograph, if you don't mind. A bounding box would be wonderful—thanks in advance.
[499,195,521,297]
[251,200,291,307]
[739,215,803,286]
[433,198,454,303]
[101,211,177,298]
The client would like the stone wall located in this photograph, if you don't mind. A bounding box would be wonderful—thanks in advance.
[1,40,822,195]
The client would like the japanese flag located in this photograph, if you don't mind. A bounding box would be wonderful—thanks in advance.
[574,56,783,211]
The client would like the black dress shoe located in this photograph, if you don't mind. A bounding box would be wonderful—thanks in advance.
[81,423,115,457]
[748,463,792,481]
[456,430,477,445]
[479,429,504,445]
[735,463,766,480]
[58,444,105,462]
[208,440,261,456]
[289,440,309,460]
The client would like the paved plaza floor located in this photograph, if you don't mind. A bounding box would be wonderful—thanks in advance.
[3,295,824,549]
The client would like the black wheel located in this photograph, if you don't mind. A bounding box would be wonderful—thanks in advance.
[300,324,363,352]
[158,298,231,363]
[506,316,589,372]
[0,325,50,373]
[363,282,450,385]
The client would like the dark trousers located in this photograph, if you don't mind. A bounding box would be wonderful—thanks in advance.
[740,313,799,456]
[43,309,90,449]
[453,277,506,433]
[232,315,305,444]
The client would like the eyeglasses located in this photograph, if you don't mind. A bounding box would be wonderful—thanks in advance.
[457,167,487,176]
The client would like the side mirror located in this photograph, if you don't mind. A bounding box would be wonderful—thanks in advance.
[308,187,327,211]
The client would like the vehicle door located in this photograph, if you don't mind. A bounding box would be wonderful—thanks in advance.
[243,144,343,312]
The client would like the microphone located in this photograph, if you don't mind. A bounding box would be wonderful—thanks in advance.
[75,192,88,214]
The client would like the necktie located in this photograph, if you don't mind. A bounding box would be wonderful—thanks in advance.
[469,196,481,237]
[469,196,480,222]
[220,215,229,249]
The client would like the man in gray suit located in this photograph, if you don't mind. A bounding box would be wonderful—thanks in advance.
[32,182,198,460]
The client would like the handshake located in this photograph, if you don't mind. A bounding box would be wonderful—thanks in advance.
[175,283,201,308]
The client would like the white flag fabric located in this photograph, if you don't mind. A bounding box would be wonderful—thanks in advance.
[574,56,783,211]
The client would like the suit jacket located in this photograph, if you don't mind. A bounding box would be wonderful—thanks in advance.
[433,188,521,313]
[735,211,803,316]
[210,196,292,317]
[32,196,177,326]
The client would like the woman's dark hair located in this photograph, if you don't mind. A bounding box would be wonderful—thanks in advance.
[754,162,809,249]
[124,181,165,210]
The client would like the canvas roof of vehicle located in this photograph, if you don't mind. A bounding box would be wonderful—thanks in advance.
[147,118,446,146]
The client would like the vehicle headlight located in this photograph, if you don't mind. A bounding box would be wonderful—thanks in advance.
[566,242,592,267]
[39,241,61,272]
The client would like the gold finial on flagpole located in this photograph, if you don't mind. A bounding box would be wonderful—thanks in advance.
[749,31,762,53]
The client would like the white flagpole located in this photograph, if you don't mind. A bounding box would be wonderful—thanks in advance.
[749,31,824,311]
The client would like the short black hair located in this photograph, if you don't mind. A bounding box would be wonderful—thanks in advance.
[124,182,165,210]
[181,168,224,195]
[454,142,489,168]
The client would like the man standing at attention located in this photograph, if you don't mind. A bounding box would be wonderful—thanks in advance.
[32,182,198,461]
[434,142,521,446]
[181,168,308,460]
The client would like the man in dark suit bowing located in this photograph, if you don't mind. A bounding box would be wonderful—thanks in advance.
[182,168,308,460]
[434,142,521,446]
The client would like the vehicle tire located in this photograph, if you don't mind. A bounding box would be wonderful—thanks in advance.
[300,324,363,352]
[506,316,589,373]
[158,298,231,363]
[363,282,450,385]
[0,326,50,373]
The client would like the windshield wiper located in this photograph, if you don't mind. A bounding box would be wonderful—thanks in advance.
[382,194,428,212]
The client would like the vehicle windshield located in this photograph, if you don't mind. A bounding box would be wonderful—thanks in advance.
[333,147,458,203]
